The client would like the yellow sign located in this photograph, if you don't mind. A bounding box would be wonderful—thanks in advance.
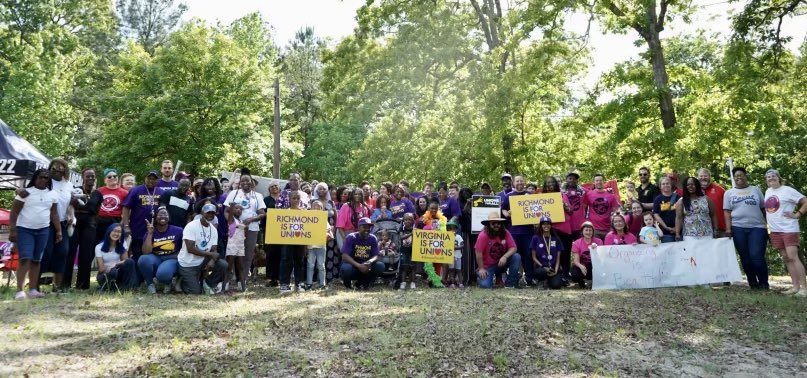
[412,229,455,264]
[265,209,327,246]
[509,193,566,226]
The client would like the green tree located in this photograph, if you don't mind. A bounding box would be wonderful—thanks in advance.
[116,0,187,55]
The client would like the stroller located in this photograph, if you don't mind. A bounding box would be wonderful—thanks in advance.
[373,218,401,286]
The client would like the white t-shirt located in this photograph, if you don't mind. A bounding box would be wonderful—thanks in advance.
[764,185,805,232]
[50,179,74,221]
[94,242,124,267]
[224,189,266,232]
[178,219,219,267]
[15,188,58,229]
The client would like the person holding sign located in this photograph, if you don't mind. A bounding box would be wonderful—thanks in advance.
[570,222,602,289]
[530,216,563,289]
[501,175,535,286]
[475,212,521,289]
[764,169,807,296]
[583,174,621,240]
[604,213,637,245]
[279,192,308,294]
[224,171,266,283]
[542,176,574,280]
[340,217,384,290]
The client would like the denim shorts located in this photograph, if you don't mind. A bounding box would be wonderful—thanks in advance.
[15,226,50,262]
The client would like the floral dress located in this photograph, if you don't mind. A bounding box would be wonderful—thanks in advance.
[683,196,713,238]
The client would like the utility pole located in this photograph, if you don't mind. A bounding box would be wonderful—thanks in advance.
[273,78,280,179]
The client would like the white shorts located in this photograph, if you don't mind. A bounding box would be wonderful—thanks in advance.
[449,250,462,269]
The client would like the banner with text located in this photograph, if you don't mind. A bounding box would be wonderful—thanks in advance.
[265,209,328,246]
[471,195,501,233]
[509,193,566,226]
[412,229,455,264]
[591,238,742,290]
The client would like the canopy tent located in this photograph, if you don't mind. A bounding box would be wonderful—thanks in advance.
[0,119,81,189]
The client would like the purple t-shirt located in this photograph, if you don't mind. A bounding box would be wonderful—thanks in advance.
[502,190,533,235]
[390,199,415,220]
[149,225,184,256]
[530,234,564,267]
[439,197,461,221]
[155,179,179,195]
[123,185,161,240]
[341,232,379,263]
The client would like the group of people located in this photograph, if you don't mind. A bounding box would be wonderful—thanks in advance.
[8,159,807,300]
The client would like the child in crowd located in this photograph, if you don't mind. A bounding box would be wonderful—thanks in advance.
[445,220,464,288]
[225,203,247,292]
[398,213,417,290]
[378,228,398,272]
[306,200,332,289]
[639,212,663,245]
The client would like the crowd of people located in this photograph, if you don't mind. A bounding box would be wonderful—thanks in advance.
[8,159,807,300]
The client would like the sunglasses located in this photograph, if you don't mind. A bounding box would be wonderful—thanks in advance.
[638,173,649,176]
[489,222,503,226]
[106,175,118,179]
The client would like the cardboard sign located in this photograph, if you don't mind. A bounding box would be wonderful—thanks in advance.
[471,195,500,233]
[508,193,566,225]
[591,238,743,290]
[412,229,455,264]
[265,209,327,246]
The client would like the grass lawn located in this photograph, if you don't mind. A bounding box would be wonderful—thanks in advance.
[1,277,806,377]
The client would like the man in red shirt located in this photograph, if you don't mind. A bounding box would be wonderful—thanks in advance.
[698,168,726,236]
[95,168,129,244]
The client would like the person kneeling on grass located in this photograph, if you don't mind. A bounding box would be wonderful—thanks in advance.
[139,207,183,294]
[531,216,563,289]
[570,222,601,289]
[177,204,227,295]
[340,217,384,290]
[475,211,521,289]
[95,223,139,291]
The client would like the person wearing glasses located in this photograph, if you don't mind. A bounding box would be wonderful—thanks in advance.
[95,169,129,254]
[475,212,521,289]
[636,167,660,211]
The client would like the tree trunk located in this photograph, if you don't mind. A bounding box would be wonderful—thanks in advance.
[644,3,676,129]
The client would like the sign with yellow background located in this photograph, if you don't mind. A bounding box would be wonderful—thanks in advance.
[412,229,455,264]
[509,193,566,226]
[265,209,327,246]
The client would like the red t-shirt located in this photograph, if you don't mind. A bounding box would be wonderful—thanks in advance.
[583,190,621,231]
[97,186,129,218]
[704,183,726,231]
[474,229,516,269]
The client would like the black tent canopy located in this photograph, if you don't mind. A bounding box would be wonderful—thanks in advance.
[0,119,81,189]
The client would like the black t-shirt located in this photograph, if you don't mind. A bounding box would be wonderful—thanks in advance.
[653,193,679,235]
[637,183,660,205]
[261,195,276,230]
[159,190,191,228]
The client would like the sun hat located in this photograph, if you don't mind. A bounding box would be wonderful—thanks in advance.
[481,211,507,225]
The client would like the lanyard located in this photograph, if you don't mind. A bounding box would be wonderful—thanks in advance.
[543,235,552,259]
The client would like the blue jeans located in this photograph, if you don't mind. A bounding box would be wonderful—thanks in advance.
[41,221,69,273]
[512,234,533,282]
[731,226,769,289]
[340,261,384,287]
[15,226,50,262]
[661,234,676,243]
[137,253,178,286]
[478,253,522,288]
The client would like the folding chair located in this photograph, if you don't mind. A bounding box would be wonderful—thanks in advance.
[0,241,18,288]
[95,272,122,295]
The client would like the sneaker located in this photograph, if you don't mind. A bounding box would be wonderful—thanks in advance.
[28,289,45,298]
[297,284,306,293]
[215,282,223,294]
[202,281,215,295]
[236,281,243,291]
[399,282,407,290]
[163,282,172,294]
[15,291,27,300]
[449,284,457,289]
[409,282,416,290]
[458,283,465,289]
[783,287,799,295]
[224,282,231,292]
[147,284,157,294]
[174,279,183,293]
[795,289,807,297]
[280,285,293,295]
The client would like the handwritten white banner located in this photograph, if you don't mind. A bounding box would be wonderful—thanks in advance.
[591,238,743,290]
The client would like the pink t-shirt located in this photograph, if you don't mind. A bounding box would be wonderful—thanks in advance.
[604,231,637,246]
[554,192,573,235]
[565,188,586,231]
[584,190,621,231]
[624,213,643,236]
[571,237,602,265]
[474,229,516,269]
[336,204,369,231]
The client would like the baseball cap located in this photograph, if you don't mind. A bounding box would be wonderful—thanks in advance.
[358,217,373,227]
[202,204,217,213]
[539,215,552,225]
[146,170,159,178]
[566,172,580,179]
[501,173,512,180]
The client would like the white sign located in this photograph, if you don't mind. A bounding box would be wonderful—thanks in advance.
[591,238,743,290]
[471,195,500,233]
